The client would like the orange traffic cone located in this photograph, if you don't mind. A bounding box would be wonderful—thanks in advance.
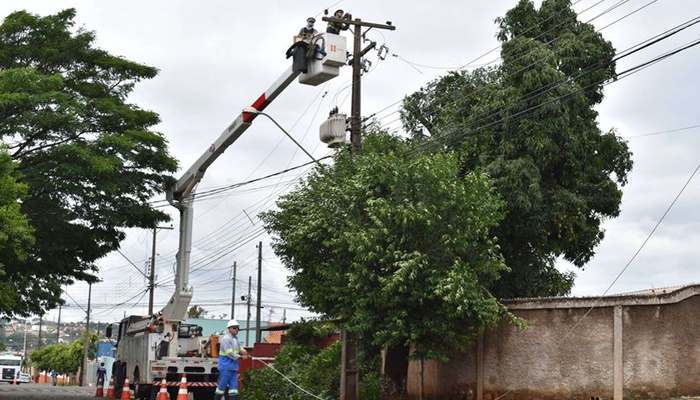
[176,374,188,400]
[156,378,169,400]
[120,377,132,400]
[105,376,116,399]
[95,376,104,397]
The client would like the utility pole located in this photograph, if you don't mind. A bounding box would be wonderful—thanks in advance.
[38,316,42,348]
[255,242,263,344]
[57,304,62,343]
[231,262,237,319]
[80,282,92,387]
[22,325,27,362]
[245,277,252,347]
[323,15,395,153]
[149,225,174,315]
[322,15,396,400]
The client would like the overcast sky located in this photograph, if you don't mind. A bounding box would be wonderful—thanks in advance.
[2,0,699,324]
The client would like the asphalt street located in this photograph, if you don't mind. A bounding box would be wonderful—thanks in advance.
[0,382,96,399]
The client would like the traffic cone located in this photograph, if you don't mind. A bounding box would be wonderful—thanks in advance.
[120,377,132,400]
[176,374,188,400]
[95,376,104,397]
[156,378,169,400]
[105,376,116,399]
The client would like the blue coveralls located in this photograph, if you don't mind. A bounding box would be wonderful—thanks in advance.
[216,332,242,399]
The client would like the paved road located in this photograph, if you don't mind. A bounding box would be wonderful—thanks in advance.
[0,382,213,399]
[0,382,96,399]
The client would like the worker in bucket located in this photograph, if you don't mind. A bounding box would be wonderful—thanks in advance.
[326,9,350,34]
[286,17,319,73]
[298,17,318,41]
[215,320,248,400]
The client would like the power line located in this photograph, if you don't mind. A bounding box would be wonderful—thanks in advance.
[408,16,700,154]
[371,0,670,134]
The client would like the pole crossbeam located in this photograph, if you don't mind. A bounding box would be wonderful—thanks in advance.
[321,16,395,153]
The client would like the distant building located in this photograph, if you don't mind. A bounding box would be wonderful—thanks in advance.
[96,341,115,358]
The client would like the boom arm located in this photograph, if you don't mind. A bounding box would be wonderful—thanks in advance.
[163,66,302,322]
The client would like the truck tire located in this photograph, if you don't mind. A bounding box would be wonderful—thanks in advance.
[133,383,154,400]
[132,367,153,400]
[113,361,125,398]
[191,386,217,400]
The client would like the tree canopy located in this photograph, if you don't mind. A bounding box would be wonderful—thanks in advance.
[0,9,178,316]
[187,305,209,319]
[401,0,633,298]
[262,133,511,360]
[0,147,33,269]
[30,331,98,373]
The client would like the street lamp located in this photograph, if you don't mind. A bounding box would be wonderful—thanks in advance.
[241,107,321,167]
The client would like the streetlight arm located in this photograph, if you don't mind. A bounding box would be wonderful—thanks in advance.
[241,108,321,166]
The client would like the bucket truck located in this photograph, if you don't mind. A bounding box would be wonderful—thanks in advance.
[106,32,347,400]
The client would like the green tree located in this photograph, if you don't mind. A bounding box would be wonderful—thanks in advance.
[243,342,342,400]
[187,305,208,318]
[261,133,511,360]
[30,331,98,373]
[242,321,344,400]
[401,0,633,298]
[0,9,178,316]
[0,147,34,304]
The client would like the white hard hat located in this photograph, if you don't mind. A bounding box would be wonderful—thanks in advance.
[226,319,240,329]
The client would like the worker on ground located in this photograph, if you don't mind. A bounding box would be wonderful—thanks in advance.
[214,320,248,400]
[326,9,349,34]
[50,370,58,386]
[96,362,107,385]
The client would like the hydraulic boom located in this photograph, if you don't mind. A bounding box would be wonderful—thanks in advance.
[163,66,302,322]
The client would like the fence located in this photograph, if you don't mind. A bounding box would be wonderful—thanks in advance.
[406,284,700,400]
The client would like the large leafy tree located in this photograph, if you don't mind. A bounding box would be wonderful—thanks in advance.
[0,147,33,268]
[0,147,34,313]
[261,133,511,360]
[401,0,633,298]
[0,9,178,316]
[30,331,98,373]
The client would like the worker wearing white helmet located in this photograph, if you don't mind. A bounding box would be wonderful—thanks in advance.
[215,319,248,400]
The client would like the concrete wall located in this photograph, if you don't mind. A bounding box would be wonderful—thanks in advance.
[406,285,700,400]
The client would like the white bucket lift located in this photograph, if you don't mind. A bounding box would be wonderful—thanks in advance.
[299,33,347,86]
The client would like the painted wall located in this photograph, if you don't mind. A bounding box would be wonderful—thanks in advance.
[406,285,700,400]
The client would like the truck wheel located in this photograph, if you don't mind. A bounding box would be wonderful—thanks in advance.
[148,384,159,400]
[132,367,153,400]
[113,361,125,398]
[133,383,153,400]
[191,386,217,400]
